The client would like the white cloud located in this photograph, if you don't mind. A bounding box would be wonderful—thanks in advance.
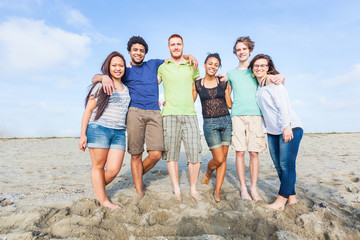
[322,63,360,87]
[64,8,90,27]
[0,17,91,73]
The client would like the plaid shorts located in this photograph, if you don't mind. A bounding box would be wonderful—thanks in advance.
[162,115,201,163]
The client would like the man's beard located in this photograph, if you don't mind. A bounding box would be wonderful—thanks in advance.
[131,57,144,65]
[170,51,183,60]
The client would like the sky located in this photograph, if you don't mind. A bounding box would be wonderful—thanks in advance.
[0,0,359,138]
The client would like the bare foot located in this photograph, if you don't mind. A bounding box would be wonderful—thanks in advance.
[101,200,121,210]
[201,170,211,184]
[190,190,201,201]
[173,190,182,201]
[213,192,221,202]
[266,202,285,211]
[288,195,297,205]
[240,188,252,200]
[250,188,263,202]
[266,195,287,211]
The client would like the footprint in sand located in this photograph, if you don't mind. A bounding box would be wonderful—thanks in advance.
[350,177,359,183]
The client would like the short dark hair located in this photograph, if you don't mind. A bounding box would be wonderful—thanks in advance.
[204,53,222,67]
[233,36,255,54]
[249,54,280,75]
[168,34,183,44]
[127,36,148,54]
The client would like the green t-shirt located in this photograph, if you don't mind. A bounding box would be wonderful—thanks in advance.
[227,68,262,116]
[158,60,200,116]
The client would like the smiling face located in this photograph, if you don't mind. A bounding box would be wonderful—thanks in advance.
[168,37,184,59]
[129,43,145,65]
[109,56,125,81]
[252,58,269,80]
[204,57,220,77]
[235,42,252,62]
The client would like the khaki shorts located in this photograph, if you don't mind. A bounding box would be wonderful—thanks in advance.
[162,115,201,163]
[231,115,266,152]
[127,107,164,154]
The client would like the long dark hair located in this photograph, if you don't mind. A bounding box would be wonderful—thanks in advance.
[85,51,126,120]
[249,54,279,75]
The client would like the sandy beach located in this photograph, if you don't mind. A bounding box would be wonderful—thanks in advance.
[0,133,359,239]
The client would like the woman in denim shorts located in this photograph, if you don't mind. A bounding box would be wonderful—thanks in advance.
[79,51,130,210]
[193,53,232,202]
[250,54,303,211]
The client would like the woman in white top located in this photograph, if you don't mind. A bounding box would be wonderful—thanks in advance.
[249,54,303,211]
[78,51,130,210]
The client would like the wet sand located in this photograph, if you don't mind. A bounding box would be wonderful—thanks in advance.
[0,133,359,239]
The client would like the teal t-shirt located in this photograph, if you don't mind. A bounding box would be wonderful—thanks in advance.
[158,60,200,116]
[227,68,262,116]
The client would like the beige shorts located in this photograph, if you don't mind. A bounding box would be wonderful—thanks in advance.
[127,107,164,154]
[231,115,267,152]
[162,115,201,163]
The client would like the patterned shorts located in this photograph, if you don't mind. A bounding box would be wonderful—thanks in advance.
[162,115,201,163]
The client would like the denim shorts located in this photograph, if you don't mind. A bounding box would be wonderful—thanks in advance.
[203,115,232,150]
[86,123,126,150]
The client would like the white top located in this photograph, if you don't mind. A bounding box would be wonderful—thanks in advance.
[89,83,131,130]
[256,83,302,135]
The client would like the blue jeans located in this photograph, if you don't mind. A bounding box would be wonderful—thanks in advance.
[203,115,232,150]
[267,128,303,198]
[86,123,126,150]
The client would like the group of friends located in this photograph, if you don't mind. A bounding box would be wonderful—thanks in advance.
[78,35,303,212]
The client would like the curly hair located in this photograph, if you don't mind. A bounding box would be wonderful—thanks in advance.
[127,36,148,54]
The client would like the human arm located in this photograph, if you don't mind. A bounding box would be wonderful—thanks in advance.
[192,82,198,102]
[225,82,232,109]
[267,73,285,85]
[282,124,293,143]
[78,96,97,151]
[183,55,198,69]
[91,74,115,95]
[272,85,293,141]
[217,74,228,82]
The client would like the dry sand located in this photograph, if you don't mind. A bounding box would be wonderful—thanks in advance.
[0,133,359,239]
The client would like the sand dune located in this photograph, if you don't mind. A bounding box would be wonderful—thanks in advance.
[0,133,359,239]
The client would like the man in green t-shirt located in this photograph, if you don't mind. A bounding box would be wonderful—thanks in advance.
[157,34,202,201]
[228,36,284,201]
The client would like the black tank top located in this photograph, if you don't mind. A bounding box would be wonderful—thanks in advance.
[195,77,230,118]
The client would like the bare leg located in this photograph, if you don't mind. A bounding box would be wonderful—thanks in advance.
[267,195,287,211]
[235,151,251,200]
[131,150,161,196]
[131,153,144,196]
[89,148,121,210]
[214,146,229,202]
[188,162,201,201]
[201,147,224,184]
[104,149,125,185]
[142,150,162,174]
[249,151,262,202]
[167,161,181,200]
[288,195,297,205]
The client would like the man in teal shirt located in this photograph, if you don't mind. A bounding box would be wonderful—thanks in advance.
[158,34,202,201]
[228,36,284,201]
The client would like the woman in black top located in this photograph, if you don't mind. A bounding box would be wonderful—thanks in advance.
[193,53,232,202]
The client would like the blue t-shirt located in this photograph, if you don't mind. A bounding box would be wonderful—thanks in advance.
[123,59,164,110]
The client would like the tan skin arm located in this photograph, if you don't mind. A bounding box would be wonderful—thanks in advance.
[268,73,285,85]
[225,82,232,109]
[192,82,198,102]
[78,96,96,151]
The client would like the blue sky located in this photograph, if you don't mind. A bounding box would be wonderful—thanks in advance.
[0,0,359,137]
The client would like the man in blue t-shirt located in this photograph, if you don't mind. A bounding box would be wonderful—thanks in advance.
[92,36,197,197]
